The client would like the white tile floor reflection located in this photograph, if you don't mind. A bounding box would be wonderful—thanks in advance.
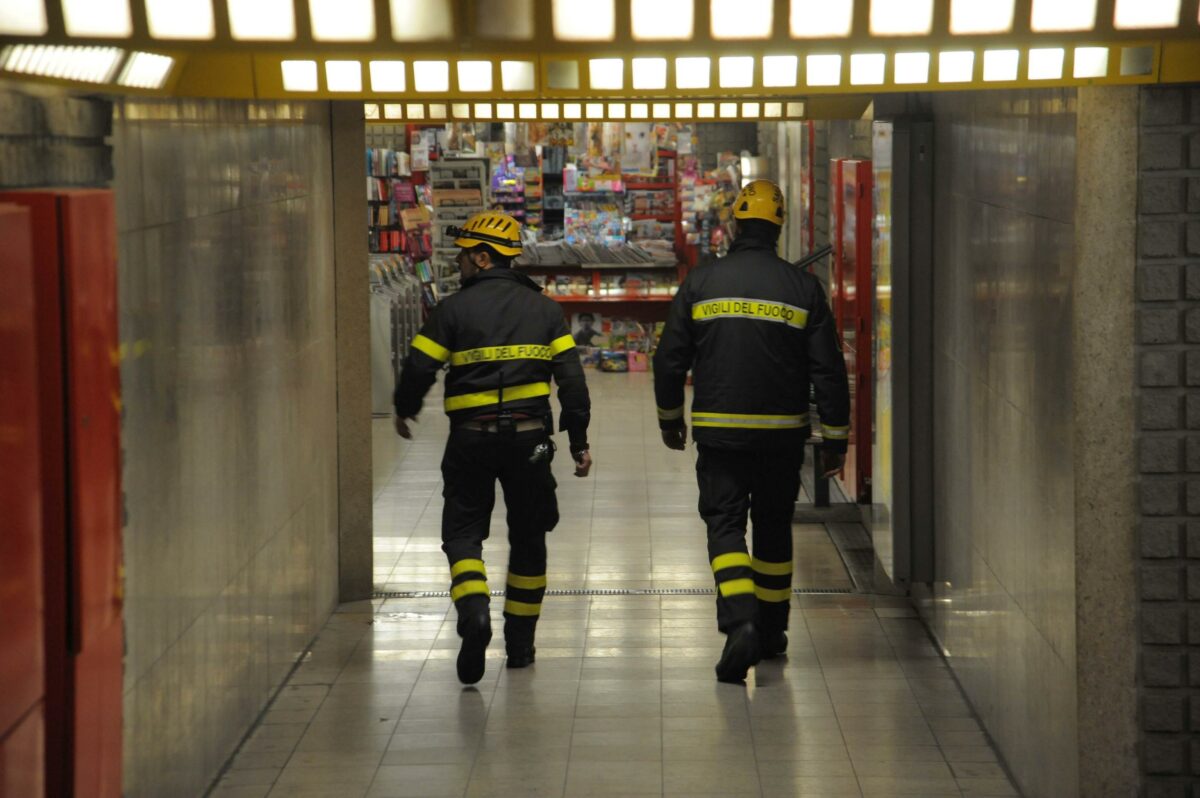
[213,374,1020,797]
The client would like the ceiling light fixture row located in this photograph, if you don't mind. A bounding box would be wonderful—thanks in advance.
[362,99,809,122]
[0,42,175,87]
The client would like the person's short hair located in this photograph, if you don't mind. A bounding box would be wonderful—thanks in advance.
[468,243,514,268]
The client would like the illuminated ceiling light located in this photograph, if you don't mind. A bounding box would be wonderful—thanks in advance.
[786,101,805,116]
[519,102,537,119]
[145,0,214,39]
[950,0,1014,33]
[719,56,755,88]
[632,58,667,90]
[609,103,626,119]
[413,60,449,92]
[871,0,933,34]
[427,103,445,118]
[586,102,604,119]
[452,102,470,118]
[762,55,798,87]
[477,0,534,39]
[675,57,711,89]
[712,0,774,38]
[675,102,694,119]
[633,0,693,39]
[281,59,318,91]
[118,51,174,88]
[938,51,974,83]
[1,44,124,82]
[589,58,624,90]
[564,102,582,119]
[631,102,650,119]
[742,102,760,118]
[228,0,295,39]
[553,0,615,40]
[0,0,47,35]
[806,54,842,86]
[653,102,670,117]
[389,0,453,41]
[764,102,783,117]
[541,103,560,119]
[698,102,716,118]
[363,103,380,119]
[983,49,1019,81]
[457,61,492,92]
[325,61,362,92]
[720,102,738,118]
[497,102,514,119]
[790,0,852,37]
[1028,47,1065,79]
[1073,47,1108,78]
[369,61,405,92]
[1114,0,1180,28]
[475,102,494,118]
[383,103,403,119]
[850,53,885,85]
[1031,0,1096,31]
[409,103,428,119]
[308,0,375,41]
[894,52,930,84]
[63,0,132,37]
[501,61,535,91]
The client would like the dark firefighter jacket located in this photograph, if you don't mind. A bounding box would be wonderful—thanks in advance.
[394,267,591,453]
[652,236,851,452]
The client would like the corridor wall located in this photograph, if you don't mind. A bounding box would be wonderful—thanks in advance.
[113,100,339,797]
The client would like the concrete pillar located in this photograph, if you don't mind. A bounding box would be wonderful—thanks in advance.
[1073,85,1140,795]
[330,101,373,602]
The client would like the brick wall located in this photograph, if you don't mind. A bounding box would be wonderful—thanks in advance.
[1138,84,1200,795]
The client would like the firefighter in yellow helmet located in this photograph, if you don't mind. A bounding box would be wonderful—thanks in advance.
[653,179,850,683]
[394,210,593,684]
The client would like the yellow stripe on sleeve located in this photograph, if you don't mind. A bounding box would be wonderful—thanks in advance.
[657,406,685,421]
[549,334,576,355]
[411,334,450,363]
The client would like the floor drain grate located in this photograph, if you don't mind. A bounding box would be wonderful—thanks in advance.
[372,586,854,599]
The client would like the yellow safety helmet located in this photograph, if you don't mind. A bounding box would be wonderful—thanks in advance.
[451,210,523,257]
[733,179,785,225]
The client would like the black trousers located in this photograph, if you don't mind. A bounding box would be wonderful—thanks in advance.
[441,427,558,646]
[696,445,804,635]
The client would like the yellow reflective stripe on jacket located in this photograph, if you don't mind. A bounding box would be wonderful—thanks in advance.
[412,334,450,363]
[503,599,542,616]
[821,423,850,440]
[755,585,792,603]
[549,334,576,355]
[444,381,552,412]
[692,411,810,429]
[450,580,490,602]
[506,572,547,590]
[692,297,809,330]
[450,558,487,579]
[450,344,554,367]
[751,558,792,576]
[657,405,684,421]
[711,552,751,573]
[718,578,756,597]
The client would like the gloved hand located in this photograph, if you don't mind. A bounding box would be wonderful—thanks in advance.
[661,426,688,451]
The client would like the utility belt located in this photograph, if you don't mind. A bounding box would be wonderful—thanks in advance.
[459,417,545,434]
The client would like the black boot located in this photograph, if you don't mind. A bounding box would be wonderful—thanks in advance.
[715,622,762,683]
[762,631,788,659]
[456,607,492,685]
[504,615,537,669]
[506,645,536,669]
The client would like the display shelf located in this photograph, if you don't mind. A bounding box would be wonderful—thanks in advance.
[624,182,673,190]
[629,213,675,222]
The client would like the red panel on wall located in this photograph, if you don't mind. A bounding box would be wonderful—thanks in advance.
[0,203,45,796]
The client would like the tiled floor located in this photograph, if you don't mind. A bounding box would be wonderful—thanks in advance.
[211,374,1020,798]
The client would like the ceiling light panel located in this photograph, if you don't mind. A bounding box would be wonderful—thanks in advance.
[227,0,295,39]
[541,103,560,119]
[894,51,930,83]
[1028,47,1065,79]
[675,57,711,89]
[632,0,693,39]
[413,60,449,91]
[790,0,853,37]
[1113,0,1180,28]
[632,103,649,119]
[712,0,774,39]
[383,103,403,118]
[2,45,124,83]
[309,0,375,40]
[497,103,514,119]
[787,101,805,116]
[474,103,492,119]
[0,0,47,35]
[1073,47,1108,77]
[476,0,534,39]
[675,102,694,118]
[632,58,667,90]
[326,60,362,92]
[720,102,737,118]
[520,102,537,118]
[950,0,1014,33]
[719,56,754,88]
[653,102,670,117]
[765,102,782,117]
[363,103,379,119]
[390,0,453,40]
[501,61,535,91]
[1031,0,1096,31]
[118,51,174,88]
[553,0,615,40]
[62,0,132,37]
[369,61,405,92]
[938,51,974,82]
[589,58,624,90]
[457,61,492,92]
[806,54,842,86]
[983,49,1019,81]
[452,102,468,118]
[871,0,934,35]
[145,0,215,39]
[742,102,760,117]
[427,103,445,118]
[281,59,318,91]
[564,102,582,118]
[586,102,603,118]
[698,102,716,118]
[409,103,428,118]
[850,53,885,85]
[609,103,626,119]
[762,55,799,87]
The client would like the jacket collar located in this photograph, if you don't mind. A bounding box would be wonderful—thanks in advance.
[462,267,542,292]
[728,236,778,255]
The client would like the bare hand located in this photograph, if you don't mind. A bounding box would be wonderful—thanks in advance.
[394,415,415,439]
[821,452,846,478]
[661,426,688,451]
[573,450,593,478]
